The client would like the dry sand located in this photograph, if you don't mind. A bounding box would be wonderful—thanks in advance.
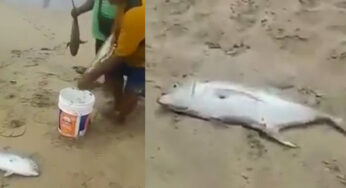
[146,0,346,187]
[0,2,144,188]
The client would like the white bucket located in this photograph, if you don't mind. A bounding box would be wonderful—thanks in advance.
[58,88,95,138]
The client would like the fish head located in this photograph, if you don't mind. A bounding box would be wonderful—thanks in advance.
[157,80,197,111]
[12,157,39,177]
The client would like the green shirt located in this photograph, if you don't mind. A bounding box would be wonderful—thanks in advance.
[92,0,116,41]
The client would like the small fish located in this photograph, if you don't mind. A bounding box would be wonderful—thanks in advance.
[157,80,346,148]
[67,0,87,56]
[0,152,39,177]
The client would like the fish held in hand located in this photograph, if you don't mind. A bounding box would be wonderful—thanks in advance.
[67,0,87,56]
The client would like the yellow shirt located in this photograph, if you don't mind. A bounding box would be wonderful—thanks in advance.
[112,0,145,68]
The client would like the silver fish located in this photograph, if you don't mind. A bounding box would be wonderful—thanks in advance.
[89,33,115,69]
[67,0,86,56]
[157,80,345,148]
[0,152,39,177]
[85,33,115,83]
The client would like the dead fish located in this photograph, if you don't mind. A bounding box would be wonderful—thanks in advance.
[67,0,86,56]
[157,80,345,148]
[89,33,115,69]
[0,152,39,177]
[85,33,115,83]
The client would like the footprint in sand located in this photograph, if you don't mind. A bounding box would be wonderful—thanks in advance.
[327,41,346,62]
[322,160,346,185]
[229,0,259,31]
[29,89,56,108]
[246,131,267,160]
[165,0,193,15]
[46,130,84,150]
[165,24,188,38]
[9,47,55,68]
[0,110,26,138]
[294,86,324,106]
[298,0,321,9]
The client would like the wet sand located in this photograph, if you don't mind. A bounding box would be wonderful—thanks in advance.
[146,0,346,187]
[0,2,144,188]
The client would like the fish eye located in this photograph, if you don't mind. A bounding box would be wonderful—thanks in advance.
[172,83,179,88]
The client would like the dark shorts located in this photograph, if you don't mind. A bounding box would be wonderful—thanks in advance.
[117,63,145,96]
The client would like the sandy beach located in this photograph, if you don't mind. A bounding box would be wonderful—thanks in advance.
[146,0,346,187]
[0,2,144,188]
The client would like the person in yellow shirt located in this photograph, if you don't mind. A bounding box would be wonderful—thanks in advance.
[78,0,145,123]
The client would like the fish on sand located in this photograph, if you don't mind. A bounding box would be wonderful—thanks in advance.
[67,0,86,56]
[0,151,39,177]
[157,79,346,148]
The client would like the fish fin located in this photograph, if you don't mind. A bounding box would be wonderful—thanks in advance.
[80,40,87,44]
[66,42,70,49]
[263,128,298,148]
[4,171,14,177]
[318,114,346,135]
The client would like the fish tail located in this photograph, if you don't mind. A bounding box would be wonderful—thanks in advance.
[318,113,346,135]
[71,0,76,9]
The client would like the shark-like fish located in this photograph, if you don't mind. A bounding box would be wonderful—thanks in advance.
[157,79,345,148]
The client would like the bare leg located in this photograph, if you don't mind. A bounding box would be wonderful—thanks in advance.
[115,90,138,123]
[103,70,124,119]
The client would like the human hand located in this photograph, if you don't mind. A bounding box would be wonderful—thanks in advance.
[71,8,79,18]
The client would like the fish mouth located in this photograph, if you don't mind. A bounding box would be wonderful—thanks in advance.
[157,97,188,112]
[30,171,40,177]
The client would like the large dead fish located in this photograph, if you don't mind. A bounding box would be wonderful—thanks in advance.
[157,80,345,148]
[85,33,115,83]
[67,0,86,56]
[0,151,39,177]
[89,33,115,70]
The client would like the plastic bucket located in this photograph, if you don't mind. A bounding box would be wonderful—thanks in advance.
[58,88,95,138]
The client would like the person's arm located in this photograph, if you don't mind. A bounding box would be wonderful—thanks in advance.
[71,0,94,17]
[78,7,144,90]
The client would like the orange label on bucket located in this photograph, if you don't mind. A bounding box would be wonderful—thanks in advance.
[59,111,77,137]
